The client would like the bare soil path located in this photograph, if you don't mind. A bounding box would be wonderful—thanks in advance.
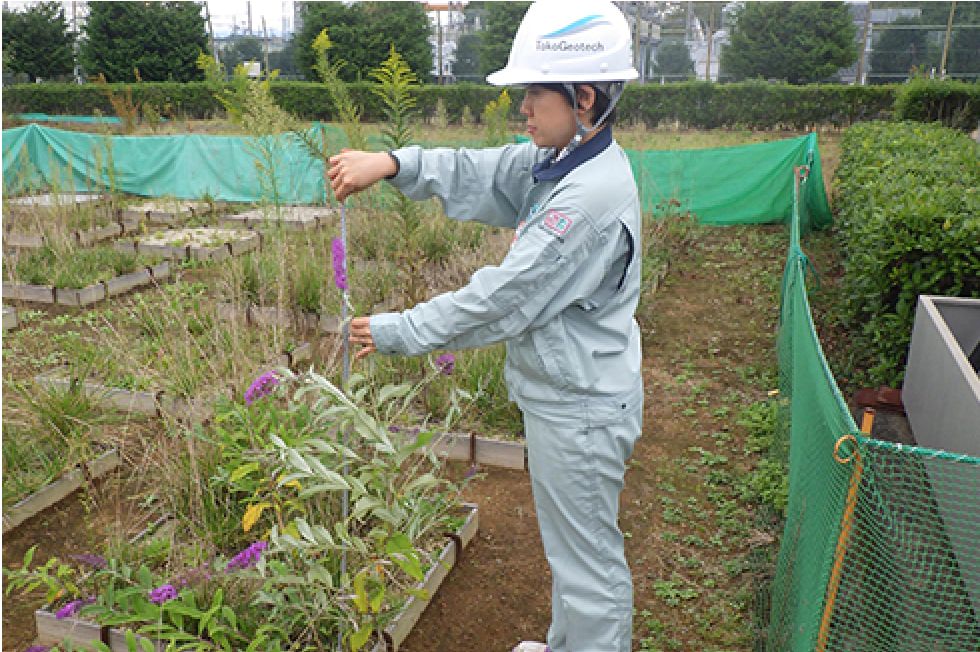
[401,225,788,652]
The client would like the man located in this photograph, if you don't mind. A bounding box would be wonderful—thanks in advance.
[328,2,642,650]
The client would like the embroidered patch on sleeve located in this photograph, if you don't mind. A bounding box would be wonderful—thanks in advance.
[542,210,573,237]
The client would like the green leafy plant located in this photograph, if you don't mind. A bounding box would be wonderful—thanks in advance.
[481,89,511,147]
[832,121,980,386]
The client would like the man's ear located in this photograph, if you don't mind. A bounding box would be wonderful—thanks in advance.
[575,84,596,124]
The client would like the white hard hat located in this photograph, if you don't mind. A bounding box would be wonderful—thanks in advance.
[486,0,639,86]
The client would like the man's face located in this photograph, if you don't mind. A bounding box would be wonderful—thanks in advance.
[519,84,579,150]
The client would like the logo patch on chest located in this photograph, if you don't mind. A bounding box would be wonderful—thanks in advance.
[542,210,573,237]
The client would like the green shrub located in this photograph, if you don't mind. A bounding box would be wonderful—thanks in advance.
[893,78,980,131]
[4,81,898,129]
[833,121,980,386]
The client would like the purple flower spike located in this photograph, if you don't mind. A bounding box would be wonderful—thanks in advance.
[244,371,279,405]
[435,353,455,375]
[149,583,178,605]
[55,597,95,619]
[226,540,268,571]
[331,237,348,291]
[26,646,51,652]
[70,553,107,569]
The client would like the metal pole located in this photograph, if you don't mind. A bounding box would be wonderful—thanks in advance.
[705,9,713,81]
[438,8,444,84]
[855,1,872,85]
[262,15,270,76]
[940,0,956,80]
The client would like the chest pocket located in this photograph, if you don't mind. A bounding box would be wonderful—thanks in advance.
[576,220,636,312]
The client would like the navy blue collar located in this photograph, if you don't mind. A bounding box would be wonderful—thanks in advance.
[532,126,613,183]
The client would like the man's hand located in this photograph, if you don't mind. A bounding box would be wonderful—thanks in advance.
[349,316,376,360]
[327,150,398,202]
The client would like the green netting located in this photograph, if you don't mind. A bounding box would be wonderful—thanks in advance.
[768,162,980,650]
[3,125,829,228]
[12,113,124,124]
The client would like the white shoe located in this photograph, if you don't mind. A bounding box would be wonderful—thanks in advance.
[511,643,549,652]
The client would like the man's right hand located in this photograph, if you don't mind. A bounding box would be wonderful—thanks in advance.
[327,150,398,201]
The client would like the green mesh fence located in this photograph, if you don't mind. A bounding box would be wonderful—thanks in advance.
[768,159,980,651]
[3,125,829,229]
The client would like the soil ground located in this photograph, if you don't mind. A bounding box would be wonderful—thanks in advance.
[3,224,791,652]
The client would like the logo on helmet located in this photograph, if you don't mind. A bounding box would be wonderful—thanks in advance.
[537,15,609,53]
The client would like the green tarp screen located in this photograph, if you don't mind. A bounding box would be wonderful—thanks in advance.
[3,125,829,229]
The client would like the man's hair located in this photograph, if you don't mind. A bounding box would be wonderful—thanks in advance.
[535,83,618,128]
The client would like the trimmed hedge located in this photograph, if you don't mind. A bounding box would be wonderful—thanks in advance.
[833,121,980,387]
[4,80,900,128]
[894,78,980,131]
[3,79,973,130]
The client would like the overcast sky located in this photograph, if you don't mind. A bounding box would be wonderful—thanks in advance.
[207,0,293,37]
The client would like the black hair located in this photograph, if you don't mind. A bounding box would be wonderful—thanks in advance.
[534,82,617,128]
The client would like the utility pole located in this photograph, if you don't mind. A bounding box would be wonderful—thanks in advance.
[262,16,270,77]
[855,1,872,85]
[247,0,252,35]
[705,8,714,81]
[437,8,444,84]
[940,0,956,80]
[633,2,641,82]
[205,1,218,62]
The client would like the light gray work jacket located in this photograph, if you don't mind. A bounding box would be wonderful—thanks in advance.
[370,127,643,416]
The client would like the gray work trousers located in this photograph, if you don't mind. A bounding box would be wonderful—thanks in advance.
[523,390,642,652]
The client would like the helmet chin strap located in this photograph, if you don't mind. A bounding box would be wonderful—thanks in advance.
[554,81,625,162]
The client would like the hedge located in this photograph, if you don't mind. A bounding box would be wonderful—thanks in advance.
[833,121,980,387]
[893,78,980,131]
[4,80,902,129]
[3,79,974,130]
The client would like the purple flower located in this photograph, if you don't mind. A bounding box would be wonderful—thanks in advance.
[70,553,107,569]
[148,583,178,605]
[435,353,455,375]
[331,237,348,291]
[244,371,279,405]
[26,646,51,652]
[226,540,268,571]
[54,597,95,619]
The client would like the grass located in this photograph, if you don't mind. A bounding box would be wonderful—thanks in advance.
[3,244,160,289]
[2,124,839,650]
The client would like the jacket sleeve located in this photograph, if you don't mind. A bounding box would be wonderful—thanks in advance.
[369,206,604,356]
[388,143,540,229]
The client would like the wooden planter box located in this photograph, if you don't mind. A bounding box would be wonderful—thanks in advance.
[117,229,259,262]
[1,283,56,303]
[2,450,121,534]
[34,341,312,419]
[2,305,18,330]
[423,432,527,470]
[32,504,477,652]
[372,503,479,652]
[216,302,343,334]
[222,206,336,231]
[120,201,210,226]
[6,193,105,218]
[4,223,125,250]
[33,515,175,652]
[2,262,170,307]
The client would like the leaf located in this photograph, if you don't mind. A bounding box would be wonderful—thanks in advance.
[348,622,373,652]
[296,518,317,545]
[286,448,312,474]
[352,569,369,613]
[242,502,270,533]
[369,585,384,614]
[391,553,424,582]
[378,382,412,405]
[228,461,260,484]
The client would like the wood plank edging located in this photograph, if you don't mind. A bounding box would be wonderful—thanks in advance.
[3,449,121,534]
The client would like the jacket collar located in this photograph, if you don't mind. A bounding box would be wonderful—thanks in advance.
[532,125,612,183]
